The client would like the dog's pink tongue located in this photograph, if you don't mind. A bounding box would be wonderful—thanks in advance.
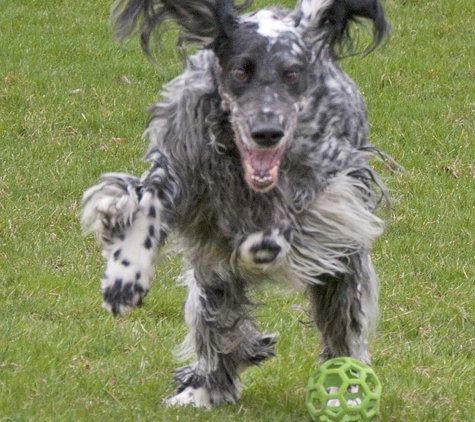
[249,149,277,172]
[244,149,281,192]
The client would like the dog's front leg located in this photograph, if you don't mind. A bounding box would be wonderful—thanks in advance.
[307,252,378,365]
[82,155,176,316]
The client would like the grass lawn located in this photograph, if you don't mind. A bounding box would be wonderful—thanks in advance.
[1,0,474,420]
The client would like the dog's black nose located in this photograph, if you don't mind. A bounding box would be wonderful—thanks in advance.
[251,124,284,147]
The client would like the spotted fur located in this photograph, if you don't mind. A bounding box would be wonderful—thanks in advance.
[82,0,390,408]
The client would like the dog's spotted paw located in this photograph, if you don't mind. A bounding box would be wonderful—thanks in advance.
[237,225,291,268]
[101,276,148,316]
[100,251,150,316]
[163,386,212,408]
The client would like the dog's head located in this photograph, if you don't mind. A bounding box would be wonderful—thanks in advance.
[113,0,389,192]
[215,9,309,192]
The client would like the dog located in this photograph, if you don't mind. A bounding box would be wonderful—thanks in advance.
[82,0,390,408]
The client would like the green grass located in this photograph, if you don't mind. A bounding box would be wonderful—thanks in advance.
[1,0,475,420]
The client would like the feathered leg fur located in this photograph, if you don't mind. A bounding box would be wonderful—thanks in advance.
[307,252,378,365]
[165,267,277,407]
[82,151,175,315]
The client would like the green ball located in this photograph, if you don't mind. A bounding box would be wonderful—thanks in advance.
[306,357,381,422]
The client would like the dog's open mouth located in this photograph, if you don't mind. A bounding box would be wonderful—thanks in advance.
[237,142,287,192]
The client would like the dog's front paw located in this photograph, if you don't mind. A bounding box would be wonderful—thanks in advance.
[100,253,150,316]
[237,225,291,268]
[326,385,362,408]
[101,276,148,316]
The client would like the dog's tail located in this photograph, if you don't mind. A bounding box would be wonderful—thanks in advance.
[81,173,143,251]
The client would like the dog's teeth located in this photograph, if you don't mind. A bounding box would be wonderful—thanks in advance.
[252,175,272,182]
[246,163,255,175]
[251,166,278,184]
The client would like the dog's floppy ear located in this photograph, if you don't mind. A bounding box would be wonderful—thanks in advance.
[295,0,390,56]
[112,0,252,57]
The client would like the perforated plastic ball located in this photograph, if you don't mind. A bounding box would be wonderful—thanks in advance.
[306,357,381,421]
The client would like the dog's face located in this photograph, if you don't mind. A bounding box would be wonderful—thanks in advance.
[113,0,389,193]
[217,10,310,193]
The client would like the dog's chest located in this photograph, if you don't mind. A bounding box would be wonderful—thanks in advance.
[194,147,320,233]
[207,182,292,237]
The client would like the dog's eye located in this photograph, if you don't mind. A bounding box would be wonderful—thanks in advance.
[232,69,248,82]
[283,71,299,85]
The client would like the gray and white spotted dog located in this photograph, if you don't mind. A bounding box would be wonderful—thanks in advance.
[82,0,390,408]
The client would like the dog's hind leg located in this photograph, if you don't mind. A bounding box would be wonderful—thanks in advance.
[82,153,176,315]
[307,252,378,365]
[165,268,276,408]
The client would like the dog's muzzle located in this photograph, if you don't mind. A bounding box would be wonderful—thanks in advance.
[234,120,292,193]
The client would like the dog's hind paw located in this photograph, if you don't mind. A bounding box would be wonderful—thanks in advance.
[163,386,212,409]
